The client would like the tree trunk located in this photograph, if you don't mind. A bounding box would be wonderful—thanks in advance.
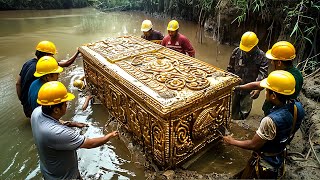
[159,0,164,12]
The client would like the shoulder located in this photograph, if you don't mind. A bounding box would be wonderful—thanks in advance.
[261,116,275,126]
[178,34,189,41]
[287,67,303,79]
[163,35,170,40]
[256,116,277,140]
[31,106,44,125]
[32,106,42,117]
[153,30,163,35]
[30,79,40,86]
[21,58,37,72]
[161,35,170,44]
[254,48,267,62]
[257,48,266,56]
[294,101,305,118]
[231,47,241,55]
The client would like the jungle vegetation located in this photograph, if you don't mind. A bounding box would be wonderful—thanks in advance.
[0,0,90,10]
[94,0,320,75]
[1,0,319,75]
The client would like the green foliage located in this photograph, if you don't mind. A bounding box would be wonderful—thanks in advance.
[231,0,248,25]
[283,0,320,73]
[0,0,90,10]
[230,0,319,74]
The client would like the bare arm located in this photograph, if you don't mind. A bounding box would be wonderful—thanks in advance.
[82,95,93,111]
[79,76,85,81]
[236,81,263,91]
[80,131,119,149]
[16,76,22,100]
[58,50,80,67]
[223,133,266,151]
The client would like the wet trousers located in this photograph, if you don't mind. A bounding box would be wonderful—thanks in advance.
[233,153,279,179]
[231,91,253,120]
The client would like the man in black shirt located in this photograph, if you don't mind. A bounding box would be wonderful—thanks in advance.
[141,20,164,44]
[16,41,80,118]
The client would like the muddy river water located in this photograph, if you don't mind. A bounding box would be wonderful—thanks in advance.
[0,8,264,179]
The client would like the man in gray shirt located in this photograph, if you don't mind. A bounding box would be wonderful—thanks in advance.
[31,81,118,179]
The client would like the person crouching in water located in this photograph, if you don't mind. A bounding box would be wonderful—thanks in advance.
[223,70,305,179]
[31,81,118,179]
[73,76,93,111]
[140,19,164,44]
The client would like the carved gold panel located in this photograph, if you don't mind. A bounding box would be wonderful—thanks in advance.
[79,36,241,169]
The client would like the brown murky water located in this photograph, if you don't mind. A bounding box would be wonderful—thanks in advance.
[0,8,264,179]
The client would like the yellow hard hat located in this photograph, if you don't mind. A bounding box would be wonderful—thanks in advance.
[36,41,57,55]
[239,31,259,52]
[167,20,179,31]
[141,20,153,32]
[266,41,296,60]
[73,79,85,90]
[37,81,75,106]
[34,56,63,77]
[260,70,295,95]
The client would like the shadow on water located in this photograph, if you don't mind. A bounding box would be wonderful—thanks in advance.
[0,8,263,179]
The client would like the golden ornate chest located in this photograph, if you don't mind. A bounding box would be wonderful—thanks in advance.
[79,36,241,168]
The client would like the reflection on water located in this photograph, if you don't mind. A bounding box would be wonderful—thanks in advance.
[0,8,263,179]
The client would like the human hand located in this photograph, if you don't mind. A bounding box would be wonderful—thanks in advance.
[233,85,241,91]
[82,95,93,111]
[222,135,234,145]
[109,131,119,138]
[75,122,89,128]
[250,90,261,99]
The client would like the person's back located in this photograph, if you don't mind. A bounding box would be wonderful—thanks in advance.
[263,41,303,115]
[28,56,63,112]
[141,30,164,41]
[31,81,119,178]
[17,41,57,118]
[31,107,83,179]
[286,66,303,99]
[259,100,305,168]
[19,58,38,116]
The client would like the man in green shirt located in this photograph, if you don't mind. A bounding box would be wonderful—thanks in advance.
[235,41,303,115]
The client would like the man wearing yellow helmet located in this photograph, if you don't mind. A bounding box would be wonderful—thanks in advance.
[223,70,305,179]
[16,40,80,118]
[228,31,268,120]
[140,20,164,43]
[28,56,63,112]
[235,41,303,115]
[31,81,119,179]
[161,20,195,57]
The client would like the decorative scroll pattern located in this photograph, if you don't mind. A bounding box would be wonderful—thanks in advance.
[83,56,233,168]
[86,36,163,62]
[150,117,166,165]
[192,96,229,140]
[173,115,194,161]
[80,37,239,169]
[117,51,214,92]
